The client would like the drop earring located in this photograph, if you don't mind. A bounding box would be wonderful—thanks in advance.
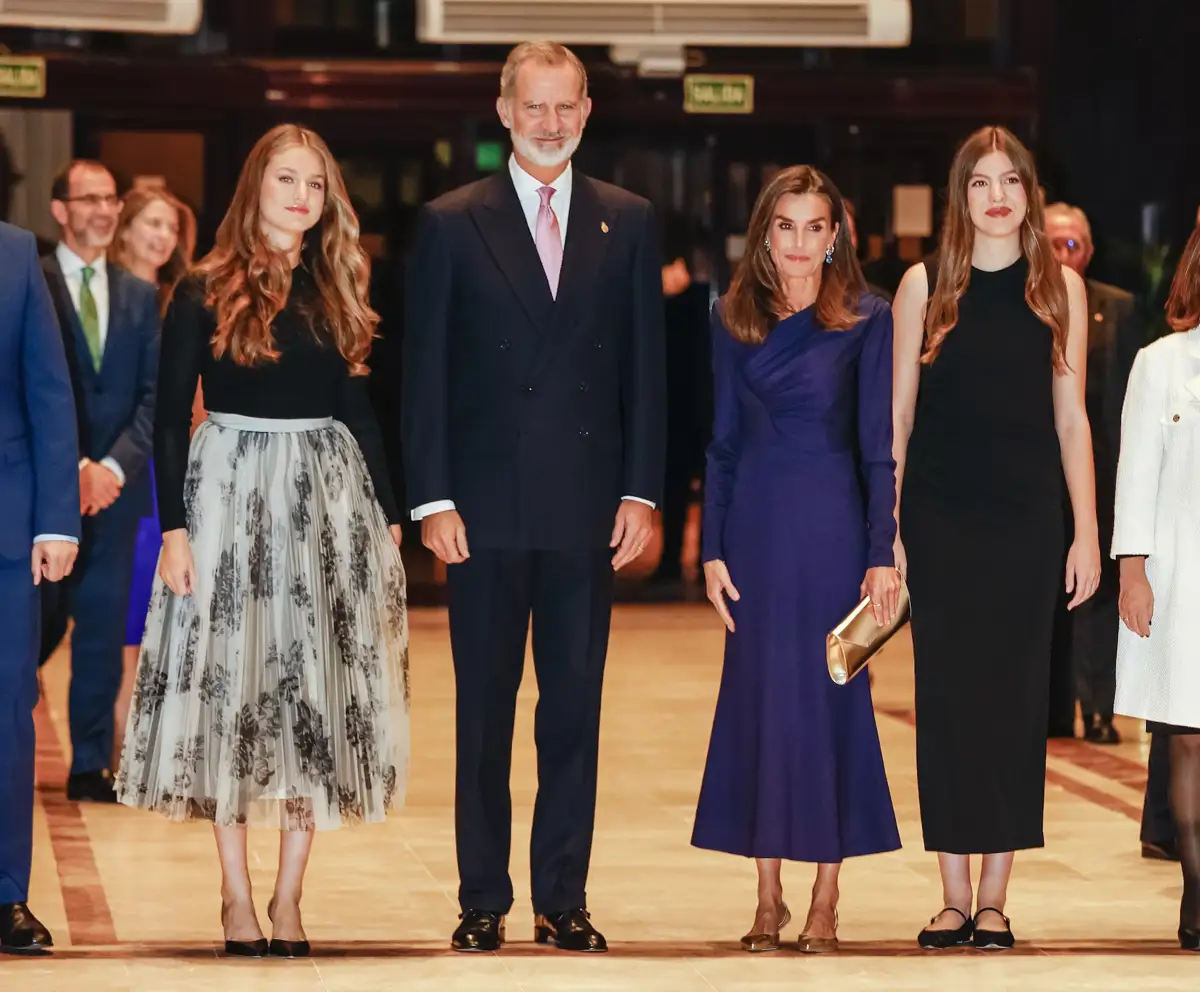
[764,238,771,251]
[825,244,834,264]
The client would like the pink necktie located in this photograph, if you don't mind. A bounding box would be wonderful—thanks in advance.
[535,185,563,298]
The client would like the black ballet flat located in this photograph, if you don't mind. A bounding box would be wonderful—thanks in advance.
[972,908,1014,951]
[224,938,269,957]
[269,938,311,958]
[1181,929,1200,951]
[917,907,973,949]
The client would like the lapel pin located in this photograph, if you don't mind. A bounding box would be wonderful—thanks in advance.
[600,221,609,234]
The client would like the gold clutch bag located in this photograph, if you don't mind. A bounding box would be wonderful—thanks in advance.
[826,578,911,685]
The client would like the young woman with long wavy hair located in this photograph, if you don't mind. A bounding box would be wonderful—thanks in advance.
[1112,226,1200,951]
[115,125,409,958]
[695,166,901,953]
[892,126,1100,950]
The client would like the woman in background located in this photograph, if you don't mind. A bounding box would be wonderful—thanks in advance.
[109,185,197,769]
[1112,225,1200,951]
[695,165,901,954]
[115,125,409,958]
[892,126,1099,950]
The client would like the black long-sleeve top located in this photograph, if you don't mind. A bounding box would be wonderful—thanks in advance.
[154,269,399,531]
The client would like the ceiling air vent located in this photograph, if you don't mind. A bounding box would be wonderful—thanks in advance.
[0,0,202,34]
[417,0,911,47]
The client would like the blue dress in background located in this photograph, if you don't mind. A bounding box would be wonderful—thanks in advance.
[691,295,901,863]
[124,459,160,646]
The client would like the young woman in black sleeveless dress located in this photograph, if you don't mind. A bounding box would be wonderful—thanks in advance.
[892,127,1101,950]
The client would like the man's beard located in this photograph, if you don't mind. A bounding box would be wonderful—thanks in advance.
[511,130,581,169]
[76,223,115,250]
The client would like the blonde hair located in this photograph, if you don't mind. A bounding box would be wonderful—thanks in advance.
[1043,201,1093,246]
[110,186,197,315]
[193,124,378,374]
[500,41,587,101]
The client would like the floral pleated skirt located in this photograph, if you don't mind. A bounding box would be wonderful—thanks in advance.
[116,413,409,831]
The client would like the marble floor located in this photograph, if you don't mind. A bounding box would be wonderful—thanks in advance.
[9,605,1195,990]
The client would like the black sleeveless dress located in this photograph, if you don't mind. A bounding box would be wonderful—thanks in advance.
[902,257,1064,855]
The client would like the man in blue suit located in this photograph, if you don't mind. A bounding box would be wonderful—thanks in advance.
[0,220,80,952]
[40,160,159,802]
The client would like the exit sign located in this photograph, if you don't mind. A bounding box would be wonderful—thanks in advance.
[683,74,754,115]
[0,56,46,99]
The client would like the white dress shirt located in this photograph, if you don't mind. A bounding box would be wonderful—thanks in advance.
[55,242,111,350]
[409,156,652,521]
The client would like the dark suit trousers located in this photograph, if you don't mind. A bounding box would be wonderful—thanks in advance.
[0,561,38,904]
[1071,554,1119,718]
[448,548,614,916]
[1142,733,1176,847]
[67,501,139,776]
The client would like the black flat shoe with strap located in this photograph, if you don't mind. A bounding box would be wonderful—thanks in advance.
[972,907,1015,950]
[917,907,973,949]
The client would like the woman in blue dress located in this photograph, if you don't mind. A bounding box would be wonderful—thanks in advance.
[693,166,901,953]
[109,185,197,769]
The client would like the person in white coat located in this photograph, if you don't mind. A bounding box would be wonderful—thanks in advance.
[1111,225,1200,952]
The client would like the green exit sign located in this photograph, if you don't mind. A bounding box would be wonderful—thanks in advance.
[0,56,46,99]
[683,74,754,115]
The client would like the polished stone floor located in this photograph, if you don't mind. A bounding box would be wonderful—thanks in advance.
[10,605,1195,990]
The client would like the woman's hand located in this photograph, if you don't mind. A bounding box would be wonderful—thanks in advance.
[703,559,741,632]
[389,524,403,548]
[159,528,197,596]
[1065,535,1102,610]
[1118,557,1154,637]
[893,532,908,580]
[861,566,902,626]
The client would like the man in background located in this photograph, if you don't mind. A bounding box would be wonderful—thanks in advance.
[652,212,711,585]
[40,160,159,802]
[1044,202,1142,743]
[0,220,80,953]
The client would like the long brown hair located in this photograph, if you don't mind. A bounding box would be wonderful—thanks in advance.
[111,186,197,315]
[723,165,865,344]
[924,126,1070,371]
[194,124,378,373]
[1165,225,1200,332]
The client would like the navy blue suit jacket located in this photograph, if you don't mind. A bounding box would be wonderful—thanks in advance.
[41,254,160,518]
[0,222,80,562]
[402,171,667,550]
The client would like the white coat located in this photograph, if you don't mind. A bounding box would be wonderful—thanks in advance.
[1111,325,1200,729]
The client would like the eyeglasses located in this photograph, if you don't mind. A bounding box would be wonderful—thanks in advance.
[1051,237,1086,253]
[63,194,122,209]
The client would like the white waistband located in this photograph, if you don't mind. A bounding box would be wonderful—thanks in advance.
[207,413,334,433]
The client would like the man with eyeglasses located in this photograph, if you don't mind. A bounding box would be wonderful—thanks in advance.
[39,160,160,803]
[1044,202,1143,746]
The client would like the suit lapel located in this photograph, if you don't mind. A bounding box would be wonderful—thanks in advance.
[470,173,555,331]
[528,174,612,379]
[42,257,98,387]
[555,174,610,325]
[100,266,124,380]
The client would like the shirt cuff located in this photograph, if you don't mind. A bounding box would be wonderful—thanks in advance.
[622,495,656,509]
[411,499,455,521]
[100,457,126,486]
[34,534,79,546]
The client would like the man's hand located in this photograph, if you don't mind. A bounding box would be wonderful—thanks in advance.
[32,540,78,586]
[422,509,469,565]
[610,500,654,571]
[81,460,122,515]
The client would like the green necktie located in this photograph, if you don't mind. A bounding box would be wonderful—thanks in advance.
[79,265,102,371]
